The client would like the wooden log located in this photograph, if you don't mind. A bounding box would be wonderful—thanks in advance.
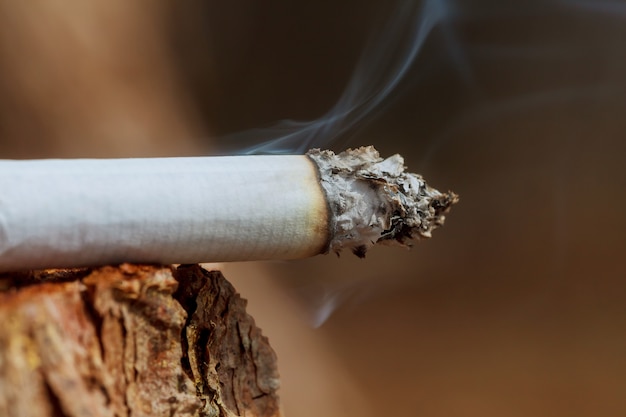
[0,264,281,417]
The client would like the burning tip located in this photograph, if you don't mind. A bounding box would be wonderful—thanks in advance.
[307,146,458,257]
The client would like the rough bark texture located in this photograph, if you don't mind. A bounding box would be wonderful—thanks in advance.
[0,264,281,417]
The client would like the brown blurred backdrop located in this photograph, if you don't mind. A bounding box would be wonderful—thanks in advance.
[1,1,625,416]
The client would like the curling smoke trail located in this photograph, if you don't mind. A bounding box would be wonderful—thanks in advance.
[221,0,464,154]
[219,0,626,157]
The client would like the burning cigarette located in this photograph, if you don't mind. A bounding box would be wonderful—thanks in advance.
[0,146,457,271]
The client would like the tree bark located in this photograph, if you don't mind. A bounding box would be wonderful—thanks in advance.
[0,264,281,417]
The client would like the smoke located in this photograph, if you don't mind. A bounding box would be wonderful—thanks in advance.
[295,276,406,328]
[218,0,464,155]
[213,0,626,158]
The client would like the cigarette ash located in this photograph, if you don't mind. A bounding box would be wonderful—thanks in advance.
[307,146,458,257]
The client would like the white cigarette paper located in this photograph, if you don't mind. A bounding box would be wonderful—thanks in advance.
[0,146,457,271]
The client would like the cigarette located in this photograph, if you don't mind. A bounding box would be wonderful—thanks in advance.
[0,146,457,271]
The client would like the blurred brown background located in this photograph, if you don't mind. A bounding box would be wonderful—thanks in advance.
[1,1,625,416]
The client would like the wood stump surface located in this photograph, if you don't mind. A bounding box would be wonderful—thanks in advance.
[0,264,281,417]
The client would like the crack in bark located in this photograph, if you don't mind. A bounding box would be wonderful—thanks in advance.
[173,265,280,417]
[41,374,66,417]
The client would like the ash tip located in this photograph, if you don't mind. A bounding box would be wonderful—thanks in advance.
[307,146,458,258]
[391,189,459,245]
[427,189,459,226]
